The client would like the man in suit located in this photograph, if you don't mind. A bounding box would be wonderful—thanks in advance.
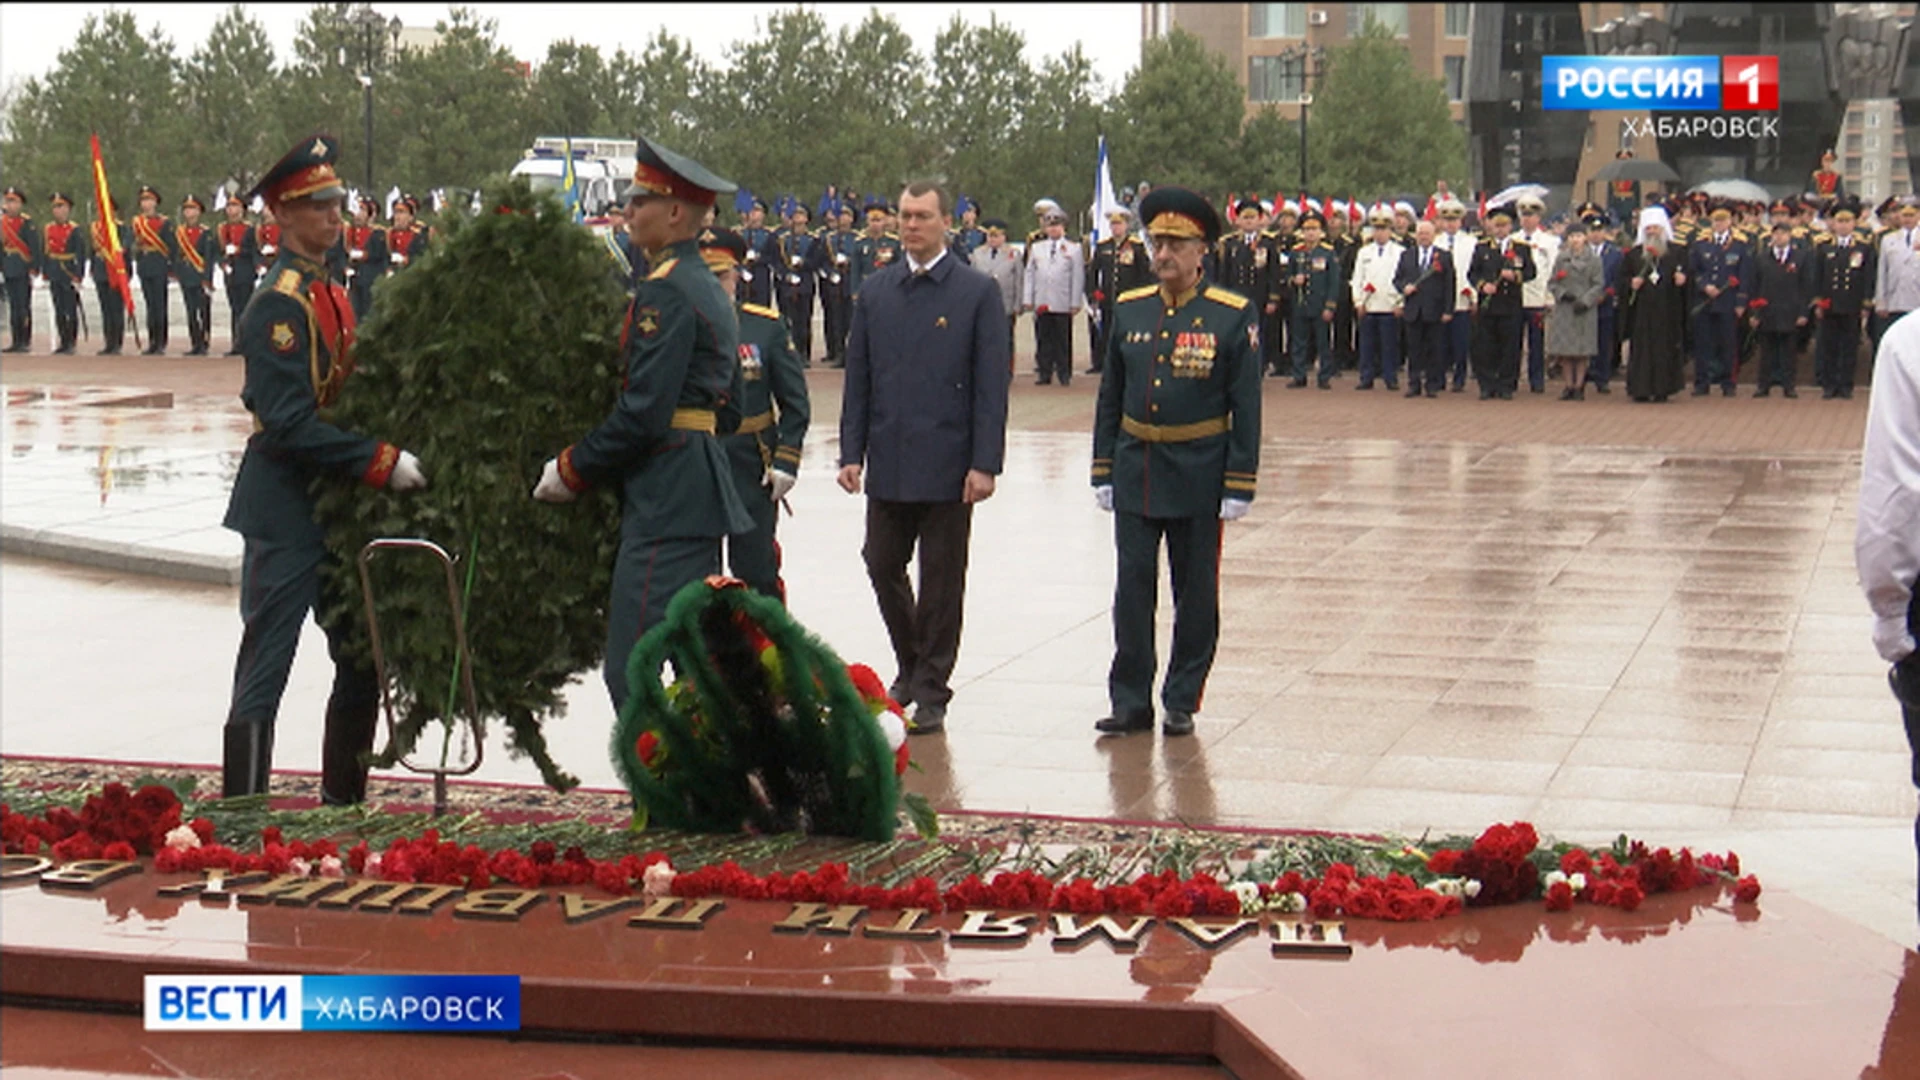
[1876,198,1920,344]
[1395,219,1455,398]
[1748,220,1813,397]
[838,182,1010,735]
[536,138,752,713]
[1588,213,1625,394]
[1090,186,1260,738]
[1023,208,1084,386]
[1432,199,1477,392]
[221,133,427,801]
[1688,203,1751,396]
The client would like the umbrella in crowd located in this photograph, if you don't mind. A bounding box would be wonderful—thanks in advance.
[1689,178,1771,203]
[1595,157,1679,183]
[1486,183,1549,209]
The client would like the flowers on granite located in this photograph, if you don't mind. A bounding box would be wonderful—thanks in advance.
[1418,823,1756,915]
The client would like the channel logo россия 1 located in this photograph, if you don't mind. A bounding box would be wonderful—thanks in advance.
[1542,55,1779,111]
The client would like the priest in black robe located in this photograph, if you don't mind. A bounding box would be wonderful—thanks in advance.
[1621,206,1689,403]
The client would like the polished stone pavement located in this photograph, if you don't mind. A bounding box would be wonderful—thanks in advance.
[2,347,1913,952]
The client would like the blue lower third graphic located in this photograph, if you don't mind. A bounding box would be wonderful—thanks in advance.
[145,974,520,1032]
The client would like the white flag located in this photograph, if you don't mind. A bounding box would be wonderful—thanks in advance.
[1089,135,1118,245]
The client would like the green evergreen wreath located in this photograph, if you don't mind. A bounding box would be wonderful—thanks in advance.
[313,178,628,792]
[612,578,922,842]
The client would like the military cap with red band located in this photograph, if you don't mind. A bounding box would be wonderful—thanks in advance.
[246,133,347,204]
[623,135,736,207]
[1137,186,1221,245]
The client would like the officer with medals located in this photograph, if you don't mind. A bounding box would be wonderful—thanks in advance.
[1087,207,1152,376]
[850,198,903,298]
[2,186,39,352]
[221,133,428,802]
[1813,196,1876,399]
[534,137,753,712]
[1468,204,1536,399]
[1285,208,1343,388]
[699,227,811,601]
[344,194,388,319]
[89,198,130,355]
[42,192,88,355]
[1215,198,1282,376]
[218,194,258,355]
[1688,203,1751,396]
[1091,187,1261,739]
[130,185,175,353]
[173,194,217,355]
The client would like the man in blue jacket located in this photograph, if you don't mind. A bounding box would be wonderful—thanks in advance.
[837,182,1011,735]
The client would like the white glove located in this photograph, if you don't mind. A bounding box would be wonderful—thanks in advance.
[1873,615,1917,664]
[765,468,796,502]
[532,457,575,503]
[388,451,427,492]
[1094,485,1114,512]
[390,252,405,264]
[1220,498,1251,522]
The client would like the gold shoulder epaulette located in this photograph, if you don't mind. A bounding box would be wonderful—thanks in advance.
[647,257,678,280]
[1204,286,1249,310]
[271,269,302,295]
[741,302,780,320]
[1117,284,1158,303]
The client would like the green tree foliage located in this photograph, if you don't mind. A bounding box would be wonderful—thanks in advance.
[384,8,527,195]
[1111,30,1241,194]
[603,32,705,154]
[3,11,190,211]
[314,178,626,792]
[1306,19,1468,198]
[524,40,611,143]
[182,6,284,196]
[1232,107,1300,201]
[928,15,1036,221]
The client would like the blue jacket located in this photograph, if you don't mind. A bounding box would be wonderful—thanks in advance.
[840,253,1010,502]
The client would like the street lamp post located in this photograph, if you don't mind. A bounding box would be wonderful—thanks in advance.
[1282,45,1325,193]
[348,5,402,197]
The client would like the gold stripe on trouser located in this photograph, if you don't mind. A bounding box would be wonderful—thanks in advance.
[669,408,717,433]
[736,410,774,435]
[1119,414,1229,443]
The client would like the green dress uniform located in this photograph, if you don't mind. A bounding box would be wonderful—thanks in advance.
[1092,208,1262,734]
[724,300,811,600]
[40,197,88,354]
[2,193,40,352]
[1287,234,1344,386]
[553,236,753,710]
[221,136,415,804]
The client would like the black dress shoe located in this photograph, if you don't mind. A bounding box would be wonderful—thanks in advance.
[1094,710,1153,735]
[1782,387,1797,398]
[1404,387,1422,398]
[1289,377,1309,388]
[1721,384,1736,397]
[1451,383,1465,392]
[1593,384,1611,394]
[1424,389,1438,398]
[1529,384,1545,393]
[1317,381,1332,390]
[1838,387,1854,399]
[1161,710,1195,737]
[1821,388,1837,399]
[1479,387,1492,400]
[1355,382,1373,390]
[1752,388,1770,398]
[907,703,945,735]
[1035,379,1052,386]
[97,347,120,356]
[1691,386,1710,396]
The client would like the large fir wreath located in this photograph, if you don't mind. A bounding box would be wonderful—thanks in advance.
[313,178,628,791]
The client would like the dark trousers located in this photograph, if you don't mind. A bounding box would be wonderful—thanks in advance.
[138,271,167,350]
[1034,311,1072,384]
[3,274,30,348]
[182,279,211,352]
[1694,309,1738,389]
[1896,591,1920,920]
[1357,312,1399,386]
[1088,309,1109,373]
[1290,312,1331,383]
[1757,329,1798,390]
[1404,317,1448,392]
[1817,312,1864,393]
[1110,511,1221,719]
[1262,304,1286,374]
[1592,307,1617,388]
[778,284,816,364]
[93,278,125,351]
[603,532,722,712]
[49,273,80,350]
[1524,308,1547,389]
[864,498,973,710]
[226,271,254,350]
[1445,308,1473,389]
[227,536,379,803]
[724,468,784,603]
[821,280,850,364]
[1475,311,1522,392]
[1333,296,1356,370]
[1006,314,1018,371]
[348,271,374,322]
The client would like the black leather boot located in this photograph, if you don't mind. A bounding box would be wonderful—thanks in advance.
[222,717,274,798]
[320,699,378,806]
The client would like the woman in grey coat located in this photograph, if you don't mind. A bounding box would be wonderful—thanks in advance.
[1547,218,1608,399]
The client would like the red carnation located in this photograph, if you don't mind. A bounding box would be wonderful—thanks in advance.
[1544,881,1574,911]
[1613,883,1644,911]
[1733,875,1761,904]
[636,731,660,768]
[1559,849,1592,876]
[101,840,137,862]
[1426,849,1462,875]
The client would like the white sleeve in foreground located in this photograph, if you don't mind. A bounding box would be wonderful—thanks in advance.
[1856,315,1920,662]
